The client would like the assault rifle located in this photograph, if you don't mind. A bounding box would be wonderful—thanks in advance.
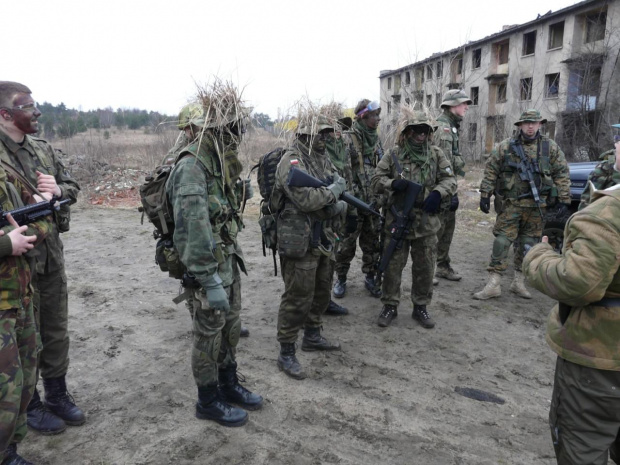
[508,139,544,218]
[375,179,424,286]
[0,197,69,228]
[287,168,382,218]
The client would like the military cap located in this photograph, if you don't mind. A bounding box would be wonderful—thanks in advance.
[440,89,472,108]
[514,109,547,126]
[297,115,334,136]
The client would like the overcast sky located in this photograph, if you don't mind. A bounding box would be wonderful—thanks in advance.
[5,0,578,119]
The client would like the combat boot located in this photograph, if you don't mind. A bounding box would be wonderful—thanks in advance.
[240,326,250,337]
[301,327,341,352]
[412,304,435,329]
[473,272,502,300]
[333,276,347,298]
[43,377,85,426]
[435,265,462,281]
[196,385,248,427]
[218,363,263,411]
[509,271,532,299]
[364,272,382,298]
[377,305,397,327]
[277,342,306,379]
[27,388,66,435]
[325,299,348,316]
[2,443,34,465]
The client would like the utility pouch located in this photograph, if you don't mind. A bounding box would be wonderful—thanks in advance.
[158,240,186,279]
[258,213,278,251]
[277,209,310,258]
[55,204,71,233]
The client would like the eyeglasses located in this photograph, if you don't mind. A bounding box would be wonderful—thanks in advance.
[12,102,39,112]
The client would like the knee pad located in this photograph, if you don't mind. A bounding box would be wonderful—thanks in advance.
[492,235,512,259]
[194,332,222,362]
[225,319,241,349]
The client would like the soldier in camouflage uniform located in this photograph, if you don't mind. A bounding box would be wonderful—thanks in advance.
[371,110,456,329]
[474,109,570,301]
[434,90,472,281]
[271,114,346,379]
[333,100,384,299]
[524,184,620,464]
[166,95,262,427]
[578,123,620,210]
[0,162,52,464]
[0,82,83,435]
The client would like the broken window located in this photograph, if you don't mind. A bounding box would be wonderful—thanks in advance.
[545,73,560,98]
[497,82,507,103]
[497,41,509,65]
[405,71,411,85]
[567,65,601,111]
[387,77,392,90]
[548,21,564,49]
[436,93,441,109]
[470,86,479,106]
[472,48,481,69]
[469,123,478,142]
[436,61,443,78]
[426,94,432,108]
[427,65,433,80]
[522,31,536,56]
[585,10,606,43]
[520,78,533,101]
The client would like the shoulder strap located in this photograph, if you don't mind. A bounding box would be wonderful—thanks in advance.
[0,160,42,197]
[389,149,403,176]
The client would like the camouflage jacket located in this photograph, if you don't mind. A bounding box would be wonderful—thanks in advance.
[166,136,245,290]
[0,130,80,274]
[0,165,51,311]
[436,112,465,177]
[479,134,570,208]
[271,140,343,254]
[578,150,619,210]
[345,126,384,205]
[371,144,457,239]
[524,186,620,371]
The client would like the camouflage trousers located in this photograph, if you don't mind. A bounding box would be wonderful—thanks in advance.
[436,209,456,269]
[32,267,70,380]
[334,213,380,279]
[380,234,437,307]
[187,261,241,388]
[277,250,332,343]
[488,204,543,274]
[0,303,38,456]
[550,357,620,465]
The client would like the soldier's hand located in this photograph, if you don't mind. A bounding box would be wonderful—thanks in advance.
[542,235,549,243]
[5,214,36,256]
[237,178,253,201]
[479,197,490,214]
[449,194,459,212]
[555,203,571,217]
[422,191,442,213]
[391,179,408,192]
[205,284,230,312]
[36,171,62,197]
[327,174,346,200]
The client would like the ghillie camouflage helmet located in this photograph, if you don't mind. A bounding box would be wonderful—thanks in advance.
[440,89,472,108]
[177,103,206,129]
[296,115,334,136]
[514,109,547,126]
[398,109,438,137]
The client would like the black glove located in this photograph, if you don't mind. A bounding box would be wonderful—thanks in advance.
[449,194,459,212]
[480,196,490,214]
[391,179,409,192]
[555,202,571,217]
[345,215,358,234]
[422,191,442,213]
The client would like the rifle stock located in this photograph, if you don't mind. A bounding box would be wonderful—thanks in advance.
[287,167,382,218]
[0,197,69,228]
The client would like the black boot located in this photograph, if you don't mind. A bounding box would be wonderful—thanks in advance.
[240,326,250,337]
[218,363,263,411]
[377,305,398,327]
[301,327,341,352]
[277,342,306,379]
[364,272,382,298]
[325,299,348,316]
[2,443,34,465]
[412,304,436,329]
[332,277,347,298]
[27,388,66,435]
[43,377,85,426]
[196,385,248,427]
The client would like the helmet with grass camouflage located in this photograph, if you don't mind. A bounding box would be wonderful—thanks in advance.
[440,89,472,108]
[296,115,334,136]
[398,110,438,136]
[177,103,206,129]
[514,109,547,126]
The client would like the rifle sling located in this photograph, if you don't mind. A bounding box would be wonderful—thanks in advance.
[0,160,43,197]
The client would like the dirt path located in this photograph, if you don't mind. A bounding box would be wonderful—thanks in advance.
[25,202,558,465]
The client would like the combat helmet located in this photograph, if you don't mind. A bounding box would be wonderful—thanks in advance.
[514,109,547,126]
[440,89,472,108]
[397,107,438,138]
[177,103,206,129]
[296,115,334,136]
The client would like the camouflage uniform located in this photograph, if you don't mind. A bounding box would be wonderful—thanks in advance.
[334,120,383,287]
[0,166,51,460]
[0,131,80,397]
[371,112,456,328]
[578,150,619,210]
[524,185,620,464]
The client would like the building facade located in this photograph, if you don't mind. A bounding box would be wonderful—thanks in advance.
[379,0,620,161]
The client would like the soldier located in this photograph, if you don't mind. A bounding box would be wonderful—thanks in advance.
[271,112,346,380]
[0,164,52,465]
[166,87,262,427]
[474,109,570,300]
[434,90,472,281]
[578,123,620,210]
[333,100,383,299]
[371,109,457,329]
[523,184,620,464]
[0,82,83,435]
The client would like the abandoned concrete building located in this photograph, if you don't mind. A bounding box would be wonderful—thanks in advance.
[379,0,620,161]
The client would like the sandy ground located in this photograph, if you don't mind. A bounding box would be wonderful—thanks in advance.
[23,195,560,465]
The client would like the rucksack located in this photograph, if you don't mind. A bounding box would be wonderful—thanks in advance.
[250,147,286,275]
[138,163,185,279]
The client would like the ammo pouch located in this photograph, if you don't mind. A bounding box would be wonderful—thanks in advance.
[155,237,186,279]
[258,213,277,251]
[277,209,310,258]
[55,203,71,233]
